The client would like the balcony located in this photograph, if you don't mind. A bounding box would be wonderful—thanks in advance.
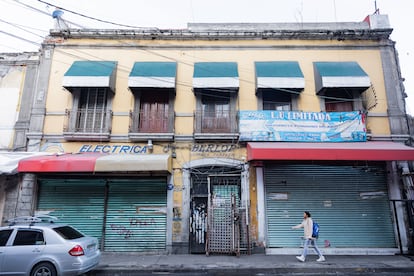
[194,110,239,141]
[129,110,175,141]
[63,109,112,141]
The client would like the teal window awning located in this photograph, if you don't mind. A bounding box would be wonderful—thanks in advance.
[128,62,177,89]
[314,62,371,95]
[255,61,305,93]
[193,62,239,90]
[63,61,117,93]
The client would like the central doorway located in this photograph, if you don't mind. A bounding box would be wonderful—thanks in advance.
[189,167,241,254]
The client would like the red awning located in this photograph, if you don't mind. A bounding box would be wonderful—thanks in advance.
[247,141,414,161]
[0,152,51,175]
[17,153,172,173]
[18,153,102,172]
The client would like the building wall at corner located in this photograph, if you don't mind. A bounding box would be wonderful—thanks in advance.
[0,53,41,151]
[13,59,41,151]
[0,61,24,150]
[1,174,36,225]
[0,53,40,225]
[26,48,53,152]
[380,45,410,136]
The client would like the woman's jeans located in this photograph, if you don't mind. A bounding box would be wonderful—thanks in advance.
[302,238,322,257]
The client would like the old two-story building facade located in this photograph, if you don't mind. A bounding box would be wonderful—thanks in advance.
[0,52,52,223]
[3,14,414,255]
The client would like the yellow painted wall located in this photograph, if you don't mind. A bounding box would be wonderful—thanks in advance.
[45,43,390,136]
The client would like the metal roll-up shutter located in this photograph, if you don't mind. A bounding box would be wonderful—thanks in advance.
[104,178,167,252]
[264,163,396,248]
[37,179,106,243]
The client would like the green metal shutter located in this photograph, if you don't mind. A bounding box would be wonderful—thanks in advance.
[104,178,167,252]
[37,179,105,243]
[264,163,396,248]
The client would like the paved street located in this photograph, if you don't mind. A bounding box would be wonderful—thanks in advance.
[88,271,414,276]
[87,253,414,276]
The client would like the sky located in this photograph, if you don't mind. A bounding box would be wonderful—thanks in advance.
[1,0,413,114]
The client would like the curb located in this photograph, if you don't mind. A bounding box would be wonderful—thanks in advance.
[89,266,414,275]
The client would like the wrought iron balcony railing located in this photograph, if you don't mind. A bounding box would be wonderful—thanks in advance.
[128,109,175,141]
[194,110,238,134]
[63,109,112,140]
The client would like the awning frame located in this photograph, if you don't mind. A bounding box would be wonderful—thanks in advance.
[128,62,177,89]
[63,61,117,93]
[314,61,371,95]
[255,61,305,93]
[193,62,239,90]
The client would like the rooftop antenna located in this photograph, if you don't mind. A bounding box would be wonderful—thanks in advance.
[373,0,380,14]
[52,8,69,30]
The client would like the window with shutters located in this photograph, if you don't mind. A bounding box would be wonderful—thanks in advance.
[323,90,361,112]
[129,89,175,141]
[194,91,238,140]
[63,87,113,141]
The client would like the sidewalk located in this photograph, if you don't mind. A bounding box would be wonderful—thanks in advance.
[92,253,414,275]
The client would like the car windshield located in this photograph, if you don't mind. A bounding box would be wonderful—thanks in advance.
[53,226,84,240]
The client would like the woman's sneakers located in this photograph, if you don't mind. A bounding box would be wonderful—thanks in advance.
[296,255,325,262]
[317,256,326,262]
[296,255,305,262]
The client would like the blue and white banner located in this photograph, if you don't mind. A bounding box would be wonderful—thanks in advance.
[239,111,366,142]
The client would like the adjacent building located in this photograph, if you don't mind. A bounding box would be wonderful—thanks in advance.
[3,14,414,255]
[0,52,45,223]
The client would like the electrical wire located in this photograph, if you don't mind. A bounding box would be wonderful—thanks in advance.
[37,0,158,29]
[0,43,27,52]
[0,18,46,38]
[2,0,84,28]
[0,0,377,107]
[39,23,385,107]
[0,30,41,46]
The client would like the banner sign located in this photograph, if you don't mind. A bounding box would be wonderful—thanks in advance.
[79,144,148,154]
[239,110,366,142]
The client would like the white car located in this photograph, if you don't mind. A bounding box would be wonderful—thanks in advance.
[0,216,101,276]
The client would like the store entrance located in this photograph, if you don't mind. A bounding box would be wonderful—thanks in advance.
[189,167,241,254]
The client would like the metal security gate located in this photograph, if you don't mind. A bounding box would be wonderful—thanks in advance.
[264,163,396,248]
[104,178,167,252]
[189,171,209,254]
[189,167,244,254]
[205,175,242,256]
[189,166,251,255]
[37,179,106,243]
[37,177,167,252]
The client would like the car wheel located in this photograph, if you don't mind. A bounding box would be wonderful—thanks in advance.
[31,262,57,276]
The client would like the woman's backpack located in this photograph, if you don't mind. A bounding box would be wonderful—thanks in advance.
[312,221,320,238]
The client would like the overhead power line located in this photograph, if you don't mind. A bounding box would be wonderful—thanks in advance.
[0,18,45,38]
[37,0,158,29]
[8,0,85,28]
[0,30,41,46]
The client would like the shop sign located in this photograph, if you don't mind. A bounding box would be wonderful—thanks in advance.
[79,144,148,154]
[191,144,237,157]
[239,110,366,142]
